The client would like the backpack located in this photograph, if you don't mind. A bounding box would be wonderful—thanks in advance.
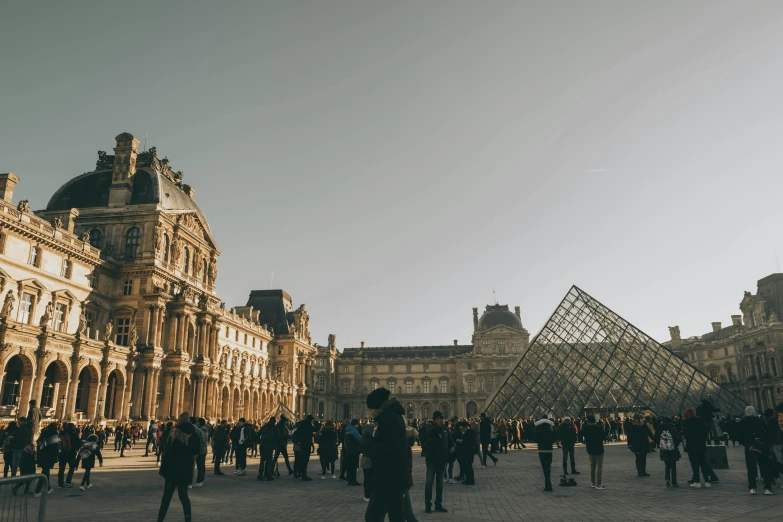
[659,430,675,452]
[60,434,72,452]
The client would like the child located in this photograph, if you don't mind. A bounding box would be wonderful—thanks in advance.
[654,417,682,488]
[11,444,36,496]
[76,434,103,491]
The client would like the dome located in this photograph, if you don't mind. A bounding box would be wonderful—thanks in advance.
[477,304,522,331]
[46,167,212,235]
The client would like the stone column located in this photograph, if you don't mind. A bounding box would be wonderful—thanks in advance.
[143,306,153,345]
[122,366,136,420]
[166,314,178,353]
[131,368,146,417]
[30,350,48,410]
[158,371,172,419]
[142,368,155,419]
[209,325,219,361]
[157,308,166,347]
[150,307,160,349]
[196,376,207,416]
[177,315,187,354]
[64,376,78,421]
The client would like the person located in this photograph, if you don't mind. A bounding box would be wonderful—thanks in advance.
[422,411,453,514]
[627,414,653,477]
[273,416,294,476]
[293,415,316,481]
[557,417,579,477]
[258,417,277,481]
[192,418,208,487]
[697,396,721,445]
[35,422,59,496]
[11,416,32,476]
[57,422,80,488]
[402,427,419,522]
[212,420,228,476]
[144,419,159,457]
[365,387,407,522]
[344,419,362,487]
[11,443,36,496]
[534,417,555,491]
[320,420,340,481]
[27,400,42,439]
[359,423,373,499]
[740,406,774,495]
[2,422,17,477]
[774,403,783,487]
[75,434,103,491]
[230,418,250,475]
[654,417,682,487]
[478,413,497,467]
[682,408,717,487]
[455,421,478,486]
[447,416,461,483]
[581,414,605,489]
[157,412,200,522]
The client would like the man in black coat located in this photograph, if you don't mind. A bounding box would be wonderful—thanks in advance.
[293,415,316,481]
[682,408,718,486]
[273,416,293,476]
[422,411,453,513]
[627,414,653,477]
[478,413,497,467]
[230,418,250,475]
[365,388,406,522]
[211,420,228,476]
[57,422,80,487]
[556,417,579,476]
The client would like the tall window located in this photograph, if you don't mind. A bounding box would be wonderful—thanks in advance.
[512,340,521,353]
[318,358,325,367]
[484,375,493,392]
[423,380,430,394]
[89,229,102,249]
[318,374,325,392]
[122,279,133,295]
[371,381,379,391]
[343,381,350,395]
[125,227,141,259]
[406,382,412,394]
[182,246,190,273]
[423,364,429,372]
[440,364,446,372]
[162,234,169,262]
[90,271,98,288]
[497,342,505,355]
[53,303,67,332]
[482,340,490,353]
[18,293,34,324]
[388,379,396,391]
[389,365,394,373]
[276,367,284,380]
[440,378,448,393]
[61,259,71,278]
[85,311,94,333]
[467,378,474,393]
[28,246,40,267]
[201,257,208,284]
[115,318,131,346]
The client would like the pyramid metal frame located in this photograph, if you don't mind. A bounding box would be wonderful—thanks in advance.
[484,286,748,419]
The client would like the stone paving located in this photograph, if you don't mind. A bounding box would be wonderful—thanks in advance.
[6,442,783,521]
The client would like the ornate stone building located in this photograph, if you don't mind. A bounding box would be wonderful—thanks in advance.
[335,304,530,420]
[666,273,783,412]
[0,132,321,424]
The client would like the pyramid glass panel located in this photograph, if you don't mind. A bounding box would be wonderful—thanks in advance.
[485,286,748,418]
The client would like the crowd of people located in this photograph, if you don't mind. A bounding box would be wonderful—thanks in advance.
[2,392,783,522]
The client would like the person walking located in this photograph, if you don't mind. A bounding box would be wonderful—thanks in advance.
[320,420,340,481]
[34,422,59,496]
[230,418,250,476]
[2,422,17,477]
[740,406,774,495]
[478,413,497,467]
[157,412,200,522]
[422,411,453,513]
[273,416,294,477]
[557,417,580,477]
[402,427,419,522]
[212,420,228,476]
[359,423,373,499]
[258,417,277,481]
[192,418,208,488]
[627,414,653,477]
[344,419,362,487]
[682,408,717,488]
[455,421,478,486]
[144,420,158,457]
[57,422,79,488]
[654,417,682,488]
[365,388,407,522]
[581,415,605,489]
[10,416,32,477]
[534,417,555,492]
[75,434,103,491]
[293,415,316,481]
[27,400,42,440]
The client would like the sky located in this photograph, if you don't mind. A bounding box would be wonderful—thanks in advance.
[2,1,783,349]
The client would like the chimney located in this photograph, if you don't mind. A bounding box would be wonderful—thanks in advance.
[182,184,196,200]
[360,341,365,348]
[711,322,722,333]
[0,173,19,203]
[731,315,742,327]
[453,339,458,346]
[472,308,478,331]
[108,132,140,207]
[514,306,521,319]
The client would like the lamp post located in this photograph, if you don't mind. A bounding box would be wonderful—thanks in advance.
[128,400,133,422]
[11,380,20,416]
[238,401,244,419]
[95,397,104,426]
[59,395,66,423]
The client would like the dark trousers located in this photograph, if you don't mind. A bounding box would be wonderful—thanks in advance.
[634,452,648,476]
[346,454,360,484]
[321,457,336,476]
[195,454,206,483]
[235,445,247,470]
[744,449,772,490]
[144,437,157,455]
[273,445,292,473]
[362,468,373,498]
[460,459,475,485]
[260,444,275,478]
[213,447,225,474]
[80,468,92,486]
[157,480,191,521]
[481,442,496,466]
[539,452,553,488]
[34,467,51,493]
[424,461,445,508]
[58,454,76,486]
[687,450,716,482]
[562,444,576,474]
[664,459,678,484]
[365,488,404,522]
[294,450,310,477]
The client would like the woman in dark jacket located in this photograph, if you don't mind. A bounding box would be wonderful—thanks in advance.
[456,422,478,486]
[35,422,60,495]
[157,413,200,522]
[319,421,339,479]
[2,422,17,477]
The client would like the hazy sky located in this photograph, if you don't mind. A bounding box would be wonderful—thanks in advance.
[2,1,783,349]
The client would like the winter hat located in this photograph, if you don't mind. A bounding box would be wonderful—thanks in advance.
[745,406,758,417]
[683,408,695,420]
[432,410,444,420]
[177,412,191,424]
[366,387,391,409]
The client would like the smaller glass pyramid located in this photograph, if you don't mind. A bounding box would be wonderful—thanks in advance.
[485,286,748,419]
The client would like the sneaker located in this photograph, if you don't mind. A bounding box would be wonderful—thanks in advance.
[64,483,74,488]
[321,475,326,480]
[750,488,757,495]
[194,482,203,488]
[47,489,54,495]
[591,483,596,488]
[79,486,86,491]
[363,497,370,502]
[188,485,193,489]
[32,492,41,498]
[704,482,711,488]
[434,507,448,513]
[446,479,454,484]
[690,483,701,489]
[595,485,606,490]
[87,484,92,489]
[332,474,337,479]
[764,489,775,496]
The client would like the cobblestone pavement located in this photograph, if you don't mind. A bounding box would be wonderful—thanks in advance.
[9,442,783,521]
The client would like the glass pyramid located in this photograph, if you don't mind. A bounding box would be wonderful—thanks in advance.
[485,286,748,419]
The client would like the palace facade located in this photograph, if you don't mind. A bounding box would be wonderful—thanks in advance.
[666,272,783,412]
[0,133,323,425]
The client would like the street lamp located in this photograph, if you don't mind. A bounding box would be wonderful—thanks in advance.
[238,401,245,418]
[59,395,66,423]
[95,398,104,425]
[128,400,133,422]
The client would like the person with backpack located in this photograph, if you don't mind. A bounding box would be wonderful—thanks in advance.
[581,415,606,490]
[654,417,682,488]
[75,434,103,491]
[556,417,580,477]
[740,406,775,495]
[2,422,17,477]
[534,417,556,492]
[273,416,293,477]
[157,412,199,522]
[257,418,277,481]
[34,422,59,496]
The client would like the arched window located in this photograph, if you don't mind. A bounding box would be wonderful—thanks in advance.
[201,257,208,283]
[162,234,170,262]
[124,227,141,259]
[89,229,102,249]
[182,246,190,273]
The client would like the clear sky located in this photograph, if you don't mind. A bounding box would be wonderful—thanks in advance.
[2,1,783,349]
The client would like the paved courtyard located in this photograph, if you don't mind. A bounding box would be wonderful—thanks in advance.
[7,443,783,521]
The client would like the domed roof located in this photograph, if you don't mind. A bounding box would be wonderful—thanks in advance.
[46,167,211,235]
[477,304,522,331]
